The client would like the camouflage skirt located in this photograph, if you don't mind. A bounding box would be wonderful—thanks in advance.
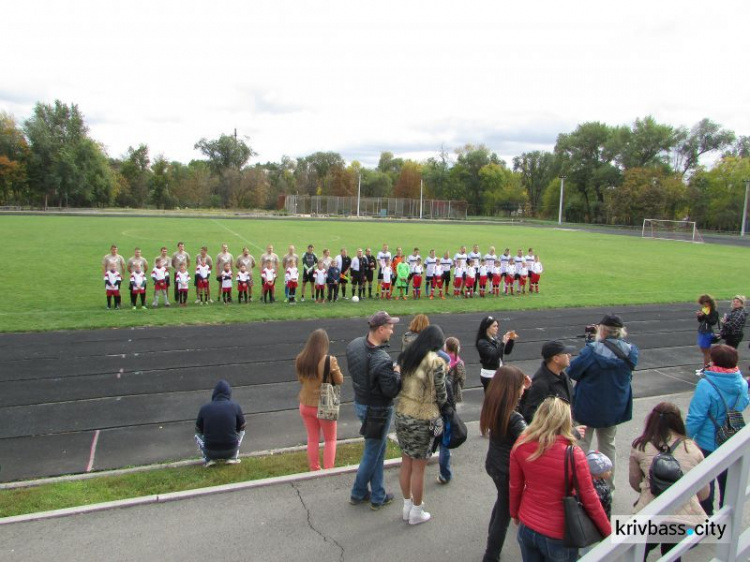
[395,413,434,460]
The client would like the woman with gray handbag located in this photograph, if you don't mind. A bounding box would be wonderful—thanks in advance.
[510,397,610,561]
[296,328,343,471]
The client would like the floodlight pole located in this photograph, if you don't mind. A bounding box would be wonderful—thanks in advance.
[419,178,423,219]
[357,172,361,218]
[558,175,567,225]
[741,178,750,236]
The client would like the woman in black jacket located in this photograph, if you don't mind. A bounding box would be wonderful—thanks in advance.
[720,295,747,349]
[475,315,516,392]
[479,366,528,562]
[696,294,719,372]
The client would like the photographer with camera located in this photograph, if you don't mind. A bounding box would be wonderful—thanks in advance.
[568,314,639,492]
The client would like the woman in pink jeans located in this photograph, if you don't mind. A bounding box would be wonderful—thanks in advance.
[295,328,344,470]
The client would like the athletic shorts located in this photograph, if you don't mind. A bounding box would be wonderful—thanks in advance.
[412,275,422,288]
[351,270,362,284]
[303,269,315,283]
[441,271,451,285]
[365,269,374,282]
[286,281,298,289]
[381,282,391,291]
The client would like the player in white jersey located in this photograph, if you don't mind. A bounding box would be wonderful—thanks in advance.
[196,258,212,304]
[491,261,502,296]
[513,249,524,267]
[104,267,122,309]
[483,247,497,272]
[530,255,544,293]
[171,242,191,302]
[525,248,535,270]
[285,258,299,304]
[453,259,466,297]
[464,261,476,298]
[376,244,391,296]
[478,258,489,297]
[176,263,191,306]
[261,260,276,304]
[237,265,251,304]
[314,260,327,303]
[504,262,516,295]
[424,249,438,299]
[500,249,511,284]
[380,257,394,300]
[129,264,148,309]
[151,258,170,308]
[517,262,529,295]
[411,258,424,299]
[220,262,234,304]
[468,244,481,293]
[406,247,421,296]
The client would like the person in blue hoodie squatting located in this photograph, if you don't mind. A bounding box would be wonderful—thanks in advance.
[686,344,749,515]
[568,314,639,492]
[195,380,246,467]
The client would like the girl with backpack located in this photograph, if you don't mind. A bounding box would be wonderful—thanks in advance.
[630,402,709,561]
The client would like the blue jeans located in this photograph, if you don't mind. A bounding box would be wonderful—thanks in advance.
[517,523,578,562]
[438,443,452,481]
[351,401,393,505]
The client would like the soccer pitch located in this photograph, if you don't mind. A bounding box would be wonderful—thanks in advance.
[1,214,748,333]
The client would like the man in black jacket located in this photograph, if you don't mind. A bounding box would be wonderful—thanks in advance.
[195,380,246,467]
[347,311,402,510]
[521,340,576,424]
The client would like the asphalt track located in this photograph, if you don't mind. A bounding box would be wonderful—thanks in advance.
[3,300,741,483]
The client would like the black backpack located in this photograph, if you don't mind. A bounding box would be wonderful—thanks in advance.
[649,438,683,496]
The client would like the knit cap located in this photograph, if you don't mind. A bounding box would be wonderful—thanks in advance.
[586,451,612,476]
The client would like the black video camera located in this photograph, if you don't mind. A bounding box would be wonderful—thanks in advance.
[584,324,598,343]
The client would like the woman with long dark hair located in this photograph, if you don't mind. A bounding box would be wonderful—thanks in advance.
[630,402,709,561]
[475,315,516,392]
[695,294,719,372]
[480,366,528,562]
[510,397,610,561]
[395,325,448,525]
[295,328,344,471]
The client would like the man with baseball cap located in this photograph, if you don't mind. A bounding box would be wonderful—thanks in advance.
[347,311,402,510]
[568,314,639,491]
[521,339,577,423]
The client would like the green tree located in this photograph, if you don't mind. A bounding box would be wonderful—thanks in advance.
[116,144,152,207]
[149,156,173,209]
[610,116,676,170]
[694,156,750,231]
[423,146,461,200]
[453,144,502,213]
[512,150,555,216]
[480,163,526,216]
[24,100,113,208]
[605,168,687,226]
[360,168,392,198]
[377,151,404,186]
[0,112,30,204]
[393,160,422,199]
[672,118,736,177]
[554,122,620,222]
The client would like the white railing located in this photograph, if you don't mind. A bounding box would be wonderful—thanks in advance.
[582,423,750,561]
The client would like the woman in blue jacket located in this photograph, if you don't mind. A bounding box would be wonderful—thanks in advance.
[686,344,749,515]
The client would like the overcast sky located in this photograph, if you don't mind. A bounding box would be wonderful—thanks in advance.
[3,1,748,168]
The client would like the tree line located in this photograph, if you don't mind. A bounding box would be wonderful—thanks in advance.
[1,100,749,231]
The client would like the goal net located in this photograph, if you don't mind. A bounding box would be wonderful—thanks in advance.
[641,219,703,243]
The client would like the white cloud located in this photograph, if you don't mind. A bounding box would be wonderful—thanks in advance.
[3,0,748,167]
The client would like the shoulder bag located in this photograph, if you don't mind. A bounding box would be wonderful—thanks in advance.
[601,339,635,370]
[317,355,341,421]
[563,445,603,548]
[703,377,746,445]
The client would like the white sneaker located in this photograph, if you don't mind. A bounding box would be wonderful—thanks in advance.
[204,460,216,467]
[695,368,704,377]
[402,498,413,521]
[195,299,201,304]
[225,458,241,465]
[409,503,431,525]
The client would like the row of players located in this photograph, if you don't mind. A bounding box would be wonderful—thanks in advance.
[101,243,544,308]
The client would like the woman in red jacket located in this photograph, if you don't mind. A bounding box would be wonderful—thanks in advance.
[510,397,611,561]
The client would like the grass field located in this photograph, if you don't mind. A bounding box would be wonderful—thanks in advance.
[0,440,401,518]
[1,214,749,333]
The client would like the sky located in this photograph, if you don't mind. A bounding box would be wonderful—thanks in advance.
[3,1,748,168]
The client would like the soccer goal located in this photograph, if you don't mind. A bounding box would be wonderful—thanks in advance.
[641,219,704,243]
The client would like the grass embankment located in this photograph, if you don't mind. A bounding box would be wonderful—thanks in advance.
[1,214,749,332]
[0,440,401,518]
